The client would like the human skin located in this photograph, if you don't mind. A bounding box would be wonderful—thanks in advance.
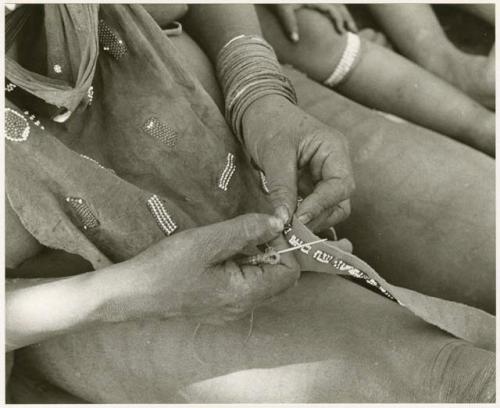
[256,6,495,156]
[9,24,495,403]
[368,4,495,109]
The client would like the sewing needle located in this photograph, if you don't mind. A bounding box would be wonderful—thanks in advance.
[276,238,327,254]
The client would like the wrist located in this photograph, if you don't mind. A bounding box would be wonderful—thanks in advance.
[88,261,139,324]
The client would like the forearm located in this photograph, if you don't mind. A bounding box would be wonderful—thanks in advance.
[182,4,262,61]
[6,262,130,351]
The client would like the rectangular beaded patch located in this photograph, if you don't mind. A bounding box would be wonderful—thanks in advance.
[65,197,100,231]
[98,20,128,60]
[5,108,30,142]
[142,117,178,148]
[147,195,178,236]
[218,153,236,191]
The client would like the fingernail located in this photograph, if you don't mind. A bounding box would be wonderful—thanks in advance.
[297,213,311,225]
[275,206,289,224]
[291,32,299,43]
[269,216,284,233]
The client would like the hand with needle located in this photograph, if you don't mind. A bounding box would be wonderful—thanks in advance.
[240,238,328,265]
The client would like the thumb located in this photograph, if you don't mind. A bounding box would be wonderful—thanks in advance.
[202,213,284,264]
[275,5,300,42]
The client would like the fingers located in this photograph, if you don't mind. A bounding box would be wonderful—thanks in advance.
[202,213,284,264]
[338,5,358,32]
[296,176,354,225]
[237,236,300,299]
[303,199,351,231]
[275,5,300,42]
[261,149,298,225]
[324,6,347,33]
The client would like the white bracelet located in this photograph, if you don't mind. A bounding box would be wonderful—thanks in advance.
[324,32,361,88]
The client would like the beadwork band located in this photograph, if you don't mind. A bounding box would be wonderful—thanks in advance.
[216,34,297,144]
[323,32,361,88]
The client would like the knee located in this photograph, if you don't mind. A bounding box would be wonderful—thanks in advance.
[259,7,347,82]
[426,341,495,403]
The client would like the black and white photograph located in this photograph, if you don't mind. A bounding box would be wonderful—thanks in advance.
[4,1,496,403]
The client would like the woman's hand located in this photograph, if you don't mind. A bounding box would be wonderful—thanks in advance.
[242,95,355,231]
[271,4,357,42]
[100,213,300,325]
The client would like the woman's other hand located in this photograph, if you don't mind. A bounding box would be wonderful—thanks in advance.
[100,213,300,325]
[271,3,357,42]
[242,95,355,231]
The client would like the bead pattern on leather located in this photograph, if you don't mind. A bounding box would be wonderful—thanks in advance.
[23,110,45,129]
[65,197,100,230]
[53,64,62,74]
[218,153,236,191]
[259,171,270,194]
[5,108,30,142]
[79,154,115,174]
[288,230,395,301]
[98,19,128,60]
[87,86,94,105]
[142,117,178,147]
[5,83,16,92]
[147,195,178,236]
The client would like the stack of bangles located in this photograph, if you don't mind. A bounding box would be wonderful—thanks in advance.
[216,34,297,145]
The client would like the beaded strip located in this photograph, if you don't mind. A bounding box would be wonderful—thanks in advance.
[287,229,395,301]
[142,117,178,148]
[5,108,30,142]
[147,195,178,236]
[218,153,237,191]
[65,197,100,230]
[324,32,361,88]
[98,20,128,60]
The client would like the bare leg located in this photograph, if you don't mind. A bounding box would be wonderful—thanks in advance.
[9,30,495,403]
[158,29,496,312]
[368,4,495,109]
[456,4,495,26]
[285,67,495,313]
[13,273,495,403]
[257,6,495,156]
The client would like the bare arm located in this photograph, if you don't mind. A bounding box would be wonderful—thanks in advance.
[182,4,263,61]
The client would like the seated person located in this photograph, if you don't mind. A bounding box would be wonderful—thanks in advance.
[256,4,495,156]
[5,4,495,403]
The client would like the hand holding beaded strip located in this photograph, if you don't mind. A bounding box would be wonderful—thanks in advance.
[65,197,100,230]
[218,153,237,191]
[147,195,178,236]
[323,32,361,88]
[5,108,30,142]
